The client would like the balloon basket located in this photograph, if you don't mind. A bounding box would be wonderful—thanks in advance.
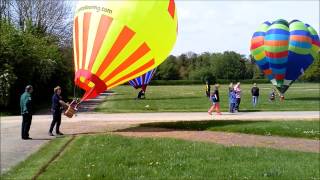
[64,106,76,118]
[64,100,79,118]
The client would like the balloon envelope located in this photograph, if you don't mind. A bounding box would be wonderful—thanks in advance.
[73,0,178,100]
[128,68,156,90]
[250,19,319,93]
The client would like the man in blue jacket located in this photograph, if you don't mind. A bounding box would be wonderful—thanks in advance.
[20,85,33,140]
[49,86,68,136]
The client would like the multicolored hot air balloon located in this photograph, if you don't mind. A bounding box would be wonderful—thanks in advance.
[128,68,156,92]
[250,19,319,94]
[73,0,178,101]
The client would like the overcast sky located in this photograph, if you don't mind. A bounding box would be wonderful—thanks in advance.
[171,0,319,56]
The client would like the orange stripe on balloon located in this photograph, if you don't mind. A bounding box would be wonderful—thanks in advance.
[290,35,312,43]
[265,40,289,46]
[168,0,175,18]
[108,59,155,87]
[82,12,92,69]
[88,15,113,71]
[263,69,272,75]
[74,17,79,71]
[96,26,135,76]
[251,36,264,44]
[103,42,151,82]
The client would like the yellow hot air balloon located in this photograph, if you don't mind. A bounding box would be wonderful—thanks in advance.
[73,0,178,100]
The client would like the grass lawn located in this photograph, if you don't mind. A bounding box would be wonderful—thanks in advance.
[141,120,320,140]
[3,135,319,179]
[1,136,72,180]
[95,83,320,113]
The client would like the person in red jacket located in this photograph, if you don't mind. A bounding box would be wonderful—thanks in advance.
[208,84,221,115]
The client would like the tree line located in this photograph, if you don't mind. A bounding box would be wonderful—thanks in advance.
[155,51,319,83]
[0,0,318,113]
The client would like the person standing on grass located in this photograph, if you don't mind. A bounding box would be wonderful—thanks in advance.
[205,80,211,97]
[49,86,68,136]
[20,85,33,140]
[229,89,237,113]
[228,82,234,112]
[269,89,276,102]
[234,82,241,112]
[251,83,260,107]
[208,84,221,115]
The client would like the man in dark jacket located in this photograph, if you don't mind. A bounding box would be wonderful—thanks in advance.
[20,85,33,140]
[251,83,260,107]
[49,86,68,136]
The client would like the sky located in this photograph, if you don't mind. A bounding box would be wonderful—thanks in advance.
[71,0,319,57]
[171,0,319,56]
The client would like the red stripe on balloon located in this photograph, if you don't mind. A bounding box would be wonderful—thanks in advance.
[96,26,135,77]
[82,12,92,69]
[141,73,146,84]
[312,40,320,47]
[265,51,288,58]
[250,41,264,50]
[108,59,155,87]
[275,74,285,80]
[88,15,113,71]
[103,42,151,82]
[168,0,175,18]
[74,17,80,71]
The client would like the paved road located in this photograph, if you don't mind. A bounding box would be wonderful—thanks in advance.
[1,111,319,173]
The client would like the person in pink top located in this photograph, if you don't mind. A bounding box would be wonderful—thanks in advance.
[234,82,241,112]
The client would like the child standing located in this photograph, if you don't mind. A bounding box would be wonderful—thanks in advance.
[229,89,237,113]
[208,84,221,115]
[269,89,276,102]
[234,82,241,112]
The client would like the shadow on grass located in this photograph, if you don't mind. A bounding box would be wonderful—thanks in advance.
[116,120,269,132]
[286,97,320,101]
[237,109,262,112]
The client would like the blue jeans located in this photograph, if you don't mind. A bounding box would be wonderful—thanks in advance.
[229,103,235,113]
[252,96,258,107]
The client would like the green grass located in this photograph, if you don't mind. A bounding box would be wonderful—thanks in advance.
[95,83,320,113]
[1,136,72,180]
[142,120,320,139]
[11,135,319,179]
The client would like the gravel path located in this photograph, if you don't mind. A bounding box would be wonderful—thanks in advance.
[116,127,320,153]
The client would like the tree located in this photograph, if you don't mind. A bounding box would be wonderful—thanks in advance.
[301,59,320,82]
[8,0,72,45]
[157,55,180,80]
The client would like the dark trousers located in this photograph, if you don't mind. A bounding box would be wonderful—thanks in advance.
[21,113,32,138]
[235,98,241,111]
[49,113,62,133]
[206,91,210,97]
[137,91,145,99]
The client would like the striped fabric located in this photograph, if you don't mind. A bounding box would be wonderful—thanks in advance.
[250,19,319,94]
[128,68,156,89]
[73,0,178,100]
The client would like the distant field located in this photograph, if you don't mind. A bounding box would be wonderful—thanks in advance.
[95,83,320,113]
